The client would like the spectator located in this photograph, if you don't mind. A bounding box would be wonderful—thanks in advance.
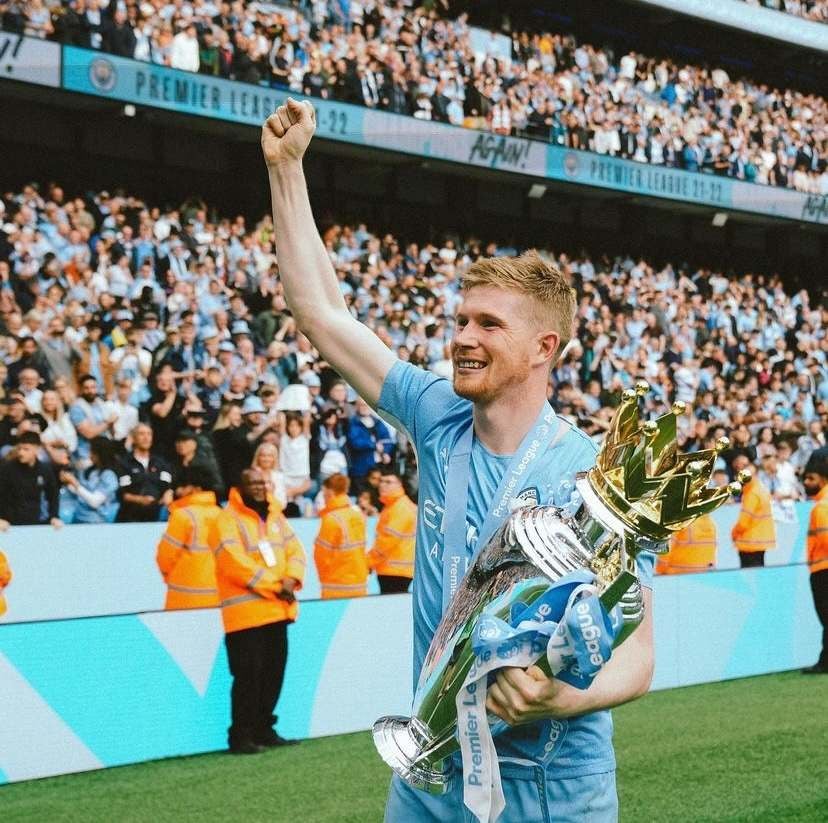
[141,368,184,460]
[314,473,368,599]
[0,432,62,530]
[40,388,78,460]
[171,23,200,73]
[110,378,140,442]
[251,442,287,511]
[8,336,50,387]
[280,413,312,517]
[68,374,117,466]
[75,320,114,397]
[212,402,249,493]
[346,398,393,489]
[17,366,43,413]
[116,422,173,522]
[213,468,305,753]
[179,406,223,491]
[311,406,348,481]
[170,428,223,498]
[0,395,41,450]
[60,436,120,524]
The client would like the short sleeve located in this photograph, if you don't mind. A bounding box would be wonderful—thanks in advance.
[377,360,460,446]
[68,404,86,427]
[636,551,655,589]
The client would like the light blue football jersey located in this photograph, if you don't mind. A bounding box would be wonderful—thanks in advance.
[379,360,654,778]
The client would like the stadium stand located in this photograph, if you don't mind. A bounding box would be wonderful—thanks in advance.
[5,0,825,192]
[740,0,827,22]
[0,182,825,522]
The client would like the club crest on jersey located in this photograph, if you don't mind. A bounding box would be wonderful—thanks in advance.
[510,486,539,510]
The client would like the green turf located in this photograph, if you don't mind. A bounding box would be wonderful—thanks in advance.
[2,671,826,822]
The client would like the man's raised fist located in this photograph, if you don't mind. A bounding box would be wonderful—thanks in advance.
[262,98,316,169]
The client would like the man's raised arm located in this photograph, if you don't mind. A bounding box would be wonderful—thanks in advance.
[262,98,396,408]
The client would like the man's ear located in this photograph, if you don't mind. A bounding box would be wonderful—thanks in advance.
[536,330,561,365]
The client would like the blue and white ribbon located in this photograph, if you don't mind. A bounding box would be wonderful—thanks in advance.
[455,571,622,823]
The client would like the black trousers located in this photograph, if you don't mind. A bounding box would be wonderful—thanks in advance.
[378,575,412,594]
[739,551,765,568]
[225,620,289,746]
[811,570,828,669]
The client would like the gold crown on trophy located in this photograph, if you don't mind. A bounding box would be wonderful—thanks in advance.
[588,381,750,541]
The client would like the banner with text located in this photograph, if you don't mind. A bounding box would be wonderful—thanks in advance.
[0,563,820,783]
[55,44,828,225]
[0,32,60,88]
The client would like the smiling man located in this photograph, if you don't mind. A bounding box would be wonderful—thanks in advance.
[262,99,654,822]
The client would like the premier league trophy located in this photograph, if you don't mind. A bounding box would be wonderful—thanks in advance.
[373,381,747,795]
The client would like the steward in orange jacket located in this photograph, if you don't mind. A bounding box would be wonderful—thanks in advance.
[156,466,222,610]
[0,551,11,617]
[731,473,776,567]
[368,472,416,594]
[315,473,368,599]
[806,478,828,576]
[803,449,828,674]
[213,485,306,634]
[212,469,306,752]
[656,514,717,575]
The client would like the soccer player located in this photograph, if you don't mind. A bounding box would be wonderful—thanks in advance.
[262,99,654,822]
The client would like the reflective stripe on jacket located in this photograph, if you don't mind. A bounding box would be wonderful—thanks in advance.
[0,551,10,617]
[807,485,828,575]
[213,488,306,633]
[314,494,368,599]
[156,491,222,610]
[731,478,776,553]
[656,514,717,575]
[368,490,416,579]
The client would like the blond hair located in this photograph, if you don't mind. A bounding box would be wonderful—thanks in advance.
[461,250,576,352]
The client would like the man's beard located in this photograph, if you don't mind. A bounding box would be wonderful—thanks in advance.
[452,360,530,405]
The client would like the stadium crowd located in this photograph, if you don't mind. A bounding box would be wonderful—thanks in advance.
[0,180,825,530]
[2,0,826,193]
[742,0,828,23]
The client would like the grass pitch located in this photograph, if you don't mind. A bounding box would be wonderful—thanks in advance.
[3,671,826,822]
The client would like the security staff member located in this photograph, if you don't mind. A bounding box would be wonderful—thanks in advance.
[0,551,11,617]
[213,468,306,753]
[656,513,717,575]
[0,432,62,530]
[156,465,222,610]
[117,423,173,522]
[731,456,776,567]
[802,448,828,675]
[368,470,416,593]
[315,473,368,599]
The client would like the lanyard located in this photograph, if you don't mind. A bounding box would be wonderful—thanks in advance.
[441,402,558,612]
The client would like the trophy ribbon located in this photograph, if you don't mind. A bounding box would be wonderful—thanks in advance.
[456,571,622,822]
[442,401,561,611]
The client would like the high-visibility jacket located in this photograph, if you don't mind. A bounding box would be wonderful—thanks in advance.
[731,477,776,554]
[156,491,222,610]
[0,551,11,618]
[213,489,306,633]
[314,494,368,599]
[656,514,717,575]
[368,489,416,579]
[807,484,828,575]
